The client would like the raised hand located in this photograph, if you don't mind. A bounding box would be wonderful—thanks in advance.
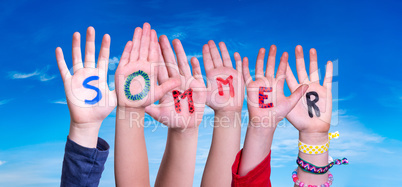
[285,45,333,134]
[243,45,308,127]
[203,41,245,112]
[115,23,179,109]
[114,23,182,187]
[55,27,116,147]
[201,41,245,187]
[237,45,307,176]
[145,35,206,129]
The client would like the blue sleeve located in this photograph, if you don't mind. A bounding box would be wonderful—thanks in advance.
[60,137,109,187]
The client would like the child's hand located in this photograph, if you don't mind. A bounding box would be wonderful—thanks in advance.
[203,41,245,112]
[55,27,116,147]
[285,45,333,135]
[115,23,179,109]
[145,36,206,129]
[243,45,308,128]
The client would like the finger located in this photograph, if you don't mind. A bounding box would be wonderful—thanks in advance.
[287,84,309,110]
[323,61,333,90]
[265,45,277,78]
[55,47,71,81]
[309,48,319,83]
[139,23,151,60]
[119,41,133,67]
[295,45,309,83]
[84,26,96,68]
[145,105,160,118]
[130,27,142,62]
[219,42,233,68]
[190,57,203,80]
[148,29,159,62]
[255,48,266,78]
[157,42,170,84]
[234,52,242,73]
[242,57,252,85]
[276,52,288,95]
[208,40,223,68]
[202,44,214,72]
[285,63,299,92]
[155,77,180,102]
[71,32,83,73]
[159,35,179,77]
[98,34,111,73]
[173,39,192,77]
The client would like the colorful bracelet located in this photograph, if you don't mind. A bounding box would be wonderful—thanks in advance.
[298,131,339,155]
[296,156,348,174]
[292,168,334,187]
[328,131,339,140]
[298,140,329,155]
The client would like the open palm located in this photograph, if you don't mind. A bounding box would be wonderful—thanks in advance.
[115,23,179,109]
[285,45,333,133]
[203,41,245,111]
[145,36,206,129]
[55,27,116,127]
[243,45,307,126]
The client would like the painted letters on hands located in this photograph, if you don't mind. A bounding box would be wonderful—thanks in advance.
[124,70,150,101]
[172,88,194,114]
[216,75,234,97]
[83,76,102,105]
[258,86,273,108]
[306,91,320,118]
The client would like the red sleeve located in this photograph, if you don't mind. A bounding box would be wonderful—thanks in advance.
[231,149,271,187]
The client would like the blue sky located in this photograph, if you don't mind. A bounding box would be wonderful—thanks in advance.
[1,0,402,186]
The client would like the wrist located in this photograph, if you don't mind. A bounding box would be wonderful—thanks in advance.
[169,127,199,137]
[214,109,241,118]
[248,121,277,134]
[117,106,145,113]
[116,106,145,128]
[299,131,329,145]
[246,123,276,143]
[69,121,102,148]
[213,110,242,128]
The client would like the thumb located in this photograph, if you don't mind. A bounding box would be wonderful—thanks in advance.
[145,104,160,119]
[287,84,309,109]
[154,77,180,102]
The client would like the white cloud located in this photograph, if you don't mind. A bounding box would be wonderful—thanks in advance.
[333,93,356,102]
[52,99,67,104]
[9,66,56,82]
[157,11,228,41]
[108,57,119,71]
[108,80,115,90]
[39,74,56,81]
[171,32,186,40]
[9,71,40,79]
[0,99,12,105]
[0,161,5,166]
[186,53,202,61]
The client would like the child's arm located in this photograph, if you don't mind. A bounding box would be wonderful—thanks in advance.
[113,23,180,187]
[56,27,116,186]
[285,46,333,186]
[201,41,245,187]
[231,46,306,186]
[144,36,206,187]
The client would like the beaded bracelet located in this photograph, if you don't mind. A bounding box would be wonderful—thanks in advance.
[292,168,333,187]
[296,156,349,174]
[298,131,339,155]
